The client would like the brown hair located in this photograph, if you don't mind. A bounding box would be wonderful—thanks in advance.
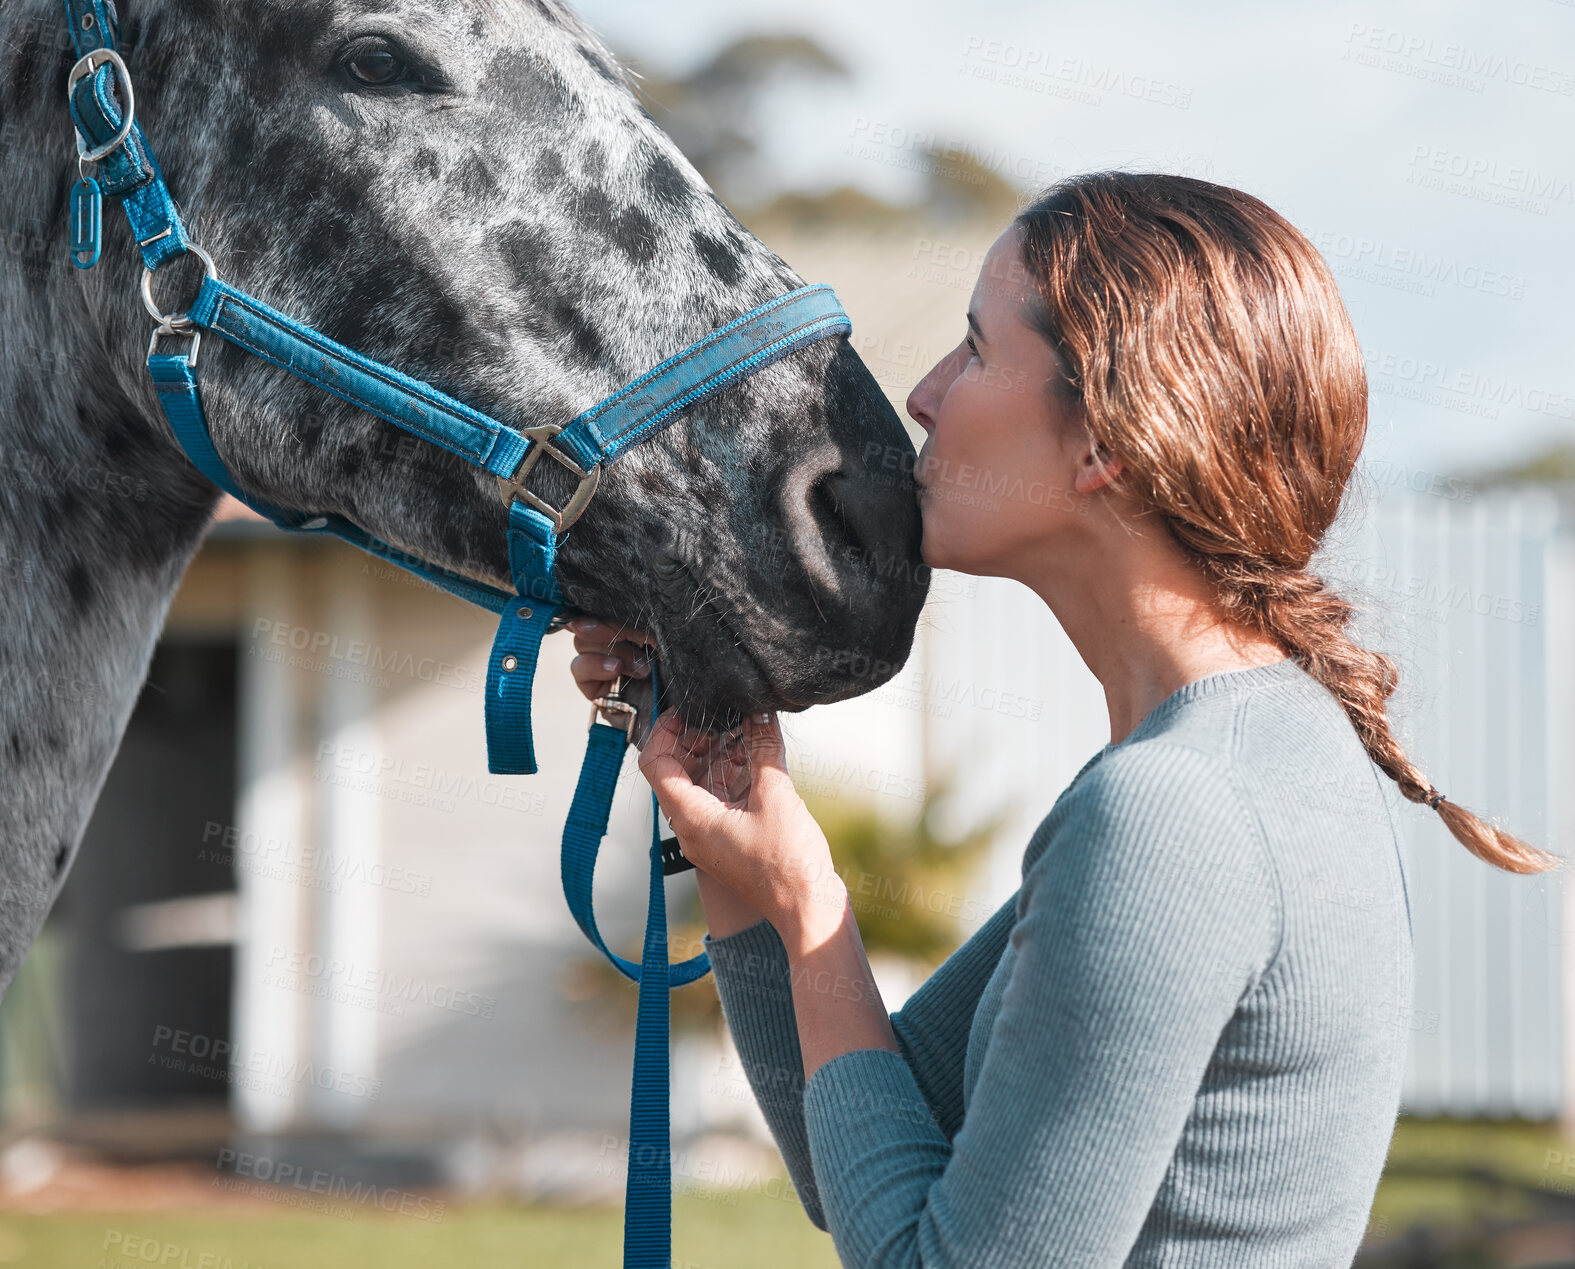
[1013,171,1557,875]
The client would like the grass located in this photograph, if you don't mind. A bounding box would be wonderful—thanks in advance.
[1365,1115,1573,1241]
[0,1191,843,1269]
[1,1117,1566,1267]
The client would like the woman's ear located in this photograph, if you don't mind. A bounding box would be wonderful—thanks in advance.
[1072,439,1123,494]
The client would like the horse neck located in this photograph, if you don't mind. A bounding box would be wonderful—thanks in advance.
[0,154,219,992]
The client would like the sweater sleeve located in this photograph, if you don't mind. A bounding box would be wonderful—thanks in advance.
[799,743,1281,1268]
[702,894,1020,1230]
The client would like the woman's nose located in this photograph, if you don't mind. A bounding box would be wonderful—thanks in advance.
[906,343,968,434]
[905,387,936,435]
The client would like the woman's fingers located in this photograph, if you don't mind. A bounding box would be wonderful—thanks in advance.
[638,711,728,841]
[568,651,625,700]
[567,616,656,651]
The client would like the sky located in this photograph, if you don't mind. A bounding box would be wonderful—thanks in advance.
[576,0,1574,478]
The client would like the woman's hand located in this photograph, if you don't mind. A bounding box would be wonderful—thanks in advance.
[637,708,849,953]
[564,616,655,725]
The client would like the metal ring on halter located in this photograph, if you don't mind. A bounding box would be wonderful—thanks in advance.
[66,48,137,164]
[147,322,201,366]
[140,243,217,331]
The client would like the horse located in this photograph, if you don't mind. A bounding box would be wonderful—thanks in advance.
[0,0,928,997]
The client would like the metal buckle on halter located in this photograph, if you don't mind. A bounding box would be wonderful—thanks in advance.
[589,677,639,737]
[66,48,137,165]
[497,423,601,535]
[147,321,201,366]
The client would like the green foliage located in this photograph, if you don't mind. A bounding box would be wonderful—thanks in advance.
[564,769,1000,1034]
[800,769,1000,967]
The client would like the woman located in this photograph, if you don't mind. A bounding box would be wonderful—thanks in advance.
[564,173,1556,1267]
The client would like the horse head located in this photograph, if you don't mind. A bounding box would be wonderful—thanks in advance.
[9,0,926,728]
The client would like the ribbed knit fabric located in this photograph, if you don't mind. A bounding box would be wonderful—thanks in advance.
[703,657,1415,1268]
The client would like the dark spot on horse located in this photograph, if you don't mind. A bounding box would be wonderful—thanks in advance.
[546,293,607,369]
[534,148,566,189]
[5,732,22,763]
[571,185,658,264]
[12,381,40,429]
[414,147,441,180]
[335,443,367,481]
[224,116,261,169]
[692,229,744,286]
[642,149,693,212]
[454,152,498,200]
[45,170,71,238]
[291,409,327,456]
[261,137,297,182]
[53,839,72,880]
[51,486,83,527]
[331,178,363,224]
[254,3,333,73]
[609,204,657,264]
[497,223,554,293]
[100,413,145,463]
[488,50,581,120]
[436,505,473,564]
[578,43,623,86]
[526,0,567,29]
[292,212,351,272]
[65,560,94,615]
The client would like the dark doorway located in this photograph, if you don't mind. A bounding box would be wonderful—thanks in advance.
[59,638,238,1109]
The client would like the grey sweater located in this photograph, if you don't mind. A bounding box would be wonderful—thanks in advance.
[702,657,1415,1268]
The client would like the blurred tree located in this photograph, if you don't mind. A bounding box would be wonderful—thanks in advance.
[1471,442,1575,486]
[623,34,852,210]
[618,33,1024,230]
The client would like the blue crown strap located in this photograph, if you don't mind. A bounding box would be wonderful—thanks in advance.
[68,65,152,197]
[61,0,192,270]
[189,276,532,478]
[554,284,852,471]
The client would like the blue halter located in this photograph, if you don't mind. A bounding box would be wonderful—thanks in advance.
[60,4,851,1262]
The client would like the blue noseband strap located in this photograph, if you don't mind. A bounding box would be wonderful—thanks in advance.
[60,3,851,1264]
[554,282,851,470]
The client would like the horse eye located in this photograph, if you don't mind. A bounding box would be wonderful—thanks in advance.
[342,41,414,88]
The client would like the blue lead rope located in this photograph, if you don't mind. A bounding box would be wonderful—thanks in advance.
[61,3,846,1262]
[562,663,712,1264]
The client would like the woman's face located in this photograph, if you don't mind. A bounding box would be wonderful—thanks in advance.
[905,224,1102,580]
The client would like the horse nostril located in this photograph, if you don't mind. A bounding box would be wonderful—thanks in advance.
[778,443,845,593]
[822,468,904,566]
